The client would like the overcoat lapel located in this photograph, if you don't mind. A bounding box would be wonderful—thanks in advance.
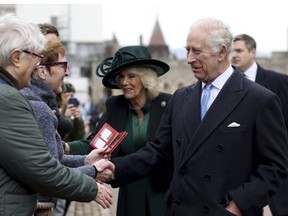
[181,71,248,165]
[182,82,202,144]
[149,94,169,139]
[108,96,128,130]
[255,64,267,86]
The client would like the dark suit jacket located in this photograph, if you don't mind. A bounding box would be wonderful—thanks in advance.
[255,64,288,128]
[112,70,288,216]
[255,64,288,216]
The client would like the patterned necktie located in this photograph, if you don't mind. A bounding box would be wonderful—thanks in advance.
[201,83,213,119]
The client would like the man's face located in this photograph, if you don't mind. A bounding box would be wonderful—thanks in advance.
[186,27,224,83]
[231,40,256,72]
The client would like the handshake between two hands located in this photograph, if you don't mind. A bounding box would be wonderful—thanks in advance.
[84,148,116,209]
[85,150,244,215]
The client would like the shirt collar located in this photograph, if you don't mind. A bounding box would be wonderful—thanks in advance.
[202,65,234,90]
[243,62,257,81]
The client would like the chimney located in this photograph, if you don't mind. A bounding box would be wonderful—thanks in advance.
[139,35,143,45]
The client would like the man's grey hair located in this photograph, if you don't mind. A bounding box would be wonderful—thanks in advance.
[0,14,46,67]
[190,17,233,58]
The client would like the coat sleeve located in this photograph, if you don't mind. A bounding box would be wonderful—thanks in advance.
[68,139,92,155]
[0,90,97,202]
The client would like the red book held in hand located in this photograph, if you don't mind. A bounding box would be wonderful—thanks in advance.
[90,123,128,154]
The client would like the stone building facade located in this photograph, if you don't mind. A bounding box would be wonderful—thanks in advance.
[0,5,287,103]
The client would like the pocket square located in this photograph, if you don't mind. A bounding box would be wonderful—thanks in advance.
[227,122,240,127]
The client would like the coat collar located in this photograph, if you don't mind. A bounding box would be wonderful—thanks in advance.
[255,63,267,86]
[182,82,202,142]
[0,66,19,89]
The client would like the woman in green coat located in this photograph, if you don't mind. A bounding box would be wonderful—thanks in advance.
[69,46,173,216]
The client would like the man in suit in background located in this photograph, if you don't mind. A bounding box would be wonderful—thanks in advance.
[98,18,288,216]
[232,33,288,216]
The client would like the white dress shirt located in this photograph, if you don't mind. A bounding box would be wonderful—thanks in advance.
[243,62,257,82]
[201,65,234,110]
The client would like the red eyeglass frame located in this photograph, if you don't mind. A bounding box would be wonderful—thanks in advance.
[41,61,68,72]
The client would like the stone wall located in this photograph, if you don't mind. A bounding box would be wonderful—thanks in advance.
[257,51,288,74]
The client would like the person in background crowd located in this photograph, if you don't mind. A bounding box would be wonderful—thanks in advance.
[59,82,86,142]
[38,23,59,41]
[0,13,112,216]
[98,17,288,216]
[68,45,172,216]
[232,33,288,216]
[88,97,107,133]
[80,95,93,133]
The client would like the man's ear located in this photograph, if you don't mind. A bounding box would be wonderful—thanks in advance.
[218,44,227,62]
[10,50,21,67]
[251,48,256,57]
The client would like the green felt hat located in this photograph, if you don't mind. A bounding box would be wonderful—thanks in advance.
[96,45,170,89]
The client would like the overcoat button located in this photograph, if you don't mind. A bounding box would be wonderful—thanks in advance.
[216,144,223,152]
[178,169,185,176]
[202,205,210,213]
[204,174,211,181]
[175,200,182,206]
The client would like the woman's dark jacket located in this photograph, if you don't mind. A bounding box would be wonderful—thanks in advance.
[69,93,172,192]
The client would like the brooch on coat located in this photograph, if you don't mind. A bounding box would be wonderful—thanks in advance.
[161,101,167,107]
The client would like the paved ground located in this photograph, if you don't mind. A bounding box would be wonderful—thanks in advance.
[66,185,272,216]
[66,185,118,216]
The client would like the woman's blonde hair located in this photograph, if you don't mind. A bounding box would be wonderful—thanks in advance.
[116,67,160,100]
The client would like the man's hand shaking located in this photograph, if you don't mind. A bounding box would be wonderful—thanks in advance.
[96,160,116,183]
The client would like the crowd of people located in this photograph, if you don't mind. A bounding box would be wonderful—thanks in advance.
[1,13,288,216]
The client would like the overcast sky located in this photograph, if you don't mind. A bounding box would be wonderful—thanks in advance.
[3,0,288,56]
